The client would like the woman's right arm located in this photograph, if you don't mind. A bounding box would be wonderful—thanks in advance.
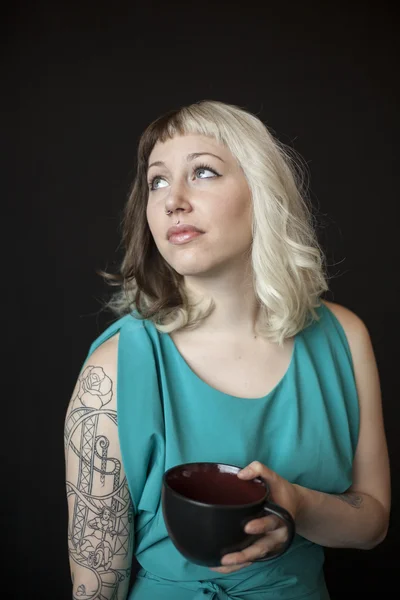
[64,334,135,599]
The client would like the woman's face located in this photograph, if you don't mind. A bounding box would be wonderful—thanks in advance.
[146,134,253,277]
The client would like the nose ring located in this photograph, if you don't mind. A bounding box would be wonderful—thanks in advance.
[165,209,180,224]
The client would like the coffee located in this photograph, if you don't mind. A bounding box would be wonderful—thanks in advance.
[168,468,265,505]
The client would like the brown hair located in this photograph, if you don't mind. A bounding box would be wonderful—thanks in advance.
[103,107,191,322]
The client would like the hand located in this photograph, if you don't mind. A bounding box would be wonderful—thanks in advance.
[210,461,300,574]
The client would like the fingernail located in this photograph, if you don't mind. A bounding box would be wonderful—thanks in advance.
[238,467,252,477]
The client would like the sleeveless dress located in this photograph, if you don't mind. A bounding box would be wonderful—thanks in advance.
[87,303,359,600]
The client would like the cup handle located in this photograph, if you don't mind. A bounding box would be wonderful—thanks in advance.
[253,501,296,562]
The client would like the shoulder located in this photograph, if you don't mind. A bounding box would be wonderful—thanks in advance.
[86,332,120,386]
[70,334,120,411]
[321,300,371,347]
[88,332,120,371]
[321,300,375,373]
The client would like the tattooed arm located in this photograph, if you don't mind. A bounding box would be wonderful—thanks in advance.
[64,334,134,600]
[293,303,390,549]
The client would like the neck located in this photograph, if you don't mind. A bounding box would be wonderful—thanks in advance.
[183,260,260,338]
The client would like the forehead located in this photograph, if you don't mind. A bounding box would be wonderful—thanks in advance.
[148,134,228,162]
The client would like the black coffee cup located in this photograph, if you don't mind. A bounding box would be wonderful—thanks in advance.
[162,462,295,567]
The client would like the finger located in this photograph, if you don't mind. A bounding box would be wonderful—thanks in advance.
[244,514,280,534]
[210,562,252,574]
[269,524,289,545]
[221,534,279,566]
[237,461,276,481]
[245,523,289,547]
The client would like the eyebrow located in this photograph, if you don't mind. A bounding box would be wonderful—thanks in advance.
[147,152,225,171]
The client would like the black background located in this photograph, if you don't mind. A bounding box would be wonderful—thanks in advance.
[6,1,399,597]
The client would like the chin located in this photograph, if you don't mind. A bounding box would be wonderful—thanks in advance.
[162,247,208,276]
[161,245,249,278]
[171,262,211,277]
[169,255,229,278]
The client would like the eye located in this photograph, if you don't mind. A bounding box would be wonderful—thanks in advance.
[149,176,168,191]
[194,164,220,179]
[148,163,220,191]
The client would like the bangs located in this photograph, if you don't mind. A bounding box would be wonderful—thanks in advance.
[138,103,229,165]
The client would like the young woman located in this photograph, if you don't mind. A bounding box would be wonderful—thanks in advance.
[65,100,390,599]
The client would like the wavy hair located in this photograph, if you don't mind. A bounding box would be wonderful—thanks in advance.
[104,100,328,343]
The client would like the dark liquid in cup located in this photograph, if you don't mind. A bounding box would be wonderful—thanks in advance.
[167,470,266,505]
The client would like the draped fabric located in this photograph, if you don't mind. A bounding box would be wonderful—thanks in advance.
[87,304,358,599]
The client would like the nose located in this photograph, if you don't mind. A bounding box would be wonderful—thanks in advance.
[164,179,193,216]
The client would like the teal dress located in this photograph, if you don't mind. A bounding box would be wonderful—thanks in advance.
[87,303,359,599]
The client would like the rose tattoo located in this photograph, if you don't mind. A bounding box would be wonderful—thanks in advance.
[72,365,113,409]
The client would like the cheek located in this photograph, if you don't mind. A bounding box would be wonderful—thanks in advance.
[146,205,169,257]
[146,203,159,238]
[218,189,252,227]
[215,193,253,246]
[146,202,152,226]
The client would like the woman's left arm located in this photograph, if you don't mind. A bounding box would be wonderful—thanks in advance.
[293,301,391,549]
[212,302,390,573]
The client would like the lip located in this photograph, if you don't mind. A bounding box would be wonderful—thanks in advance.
[167,224,204,245]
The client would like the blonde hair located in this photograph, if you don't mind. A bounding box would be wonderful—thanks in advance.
[104,100,328,343]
